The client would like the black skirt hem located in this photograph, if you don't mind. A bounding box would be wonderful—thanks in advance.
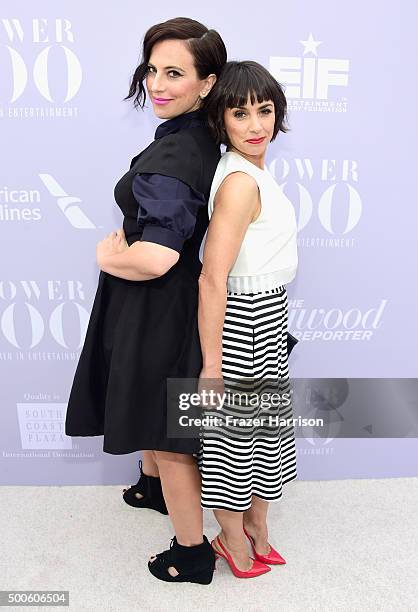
[66,431,200,456]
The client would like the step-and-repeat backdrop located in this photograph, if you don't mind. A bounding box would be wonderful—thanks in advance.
[1,2,417,484]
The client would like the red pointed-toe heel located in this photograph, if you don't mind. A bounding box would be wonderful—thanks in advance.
[243,527,286,565]
[211,535,271,579]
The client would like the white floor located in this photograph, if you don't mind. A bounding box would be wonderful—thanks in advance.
[1,478,417,612]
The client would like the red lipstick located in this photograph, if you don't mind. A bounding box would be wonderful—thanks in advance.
[246,137,265,144]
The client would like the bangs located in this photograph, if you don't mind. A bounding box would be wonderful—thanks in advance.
[221,64,277,109]
[206,60,289,145]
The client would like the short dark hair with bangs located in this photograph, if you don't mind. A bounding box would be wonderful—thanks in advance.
[206,60,289,145]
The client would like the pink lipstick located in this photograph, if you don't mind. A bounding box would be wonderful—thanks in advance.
[153,97,173,105]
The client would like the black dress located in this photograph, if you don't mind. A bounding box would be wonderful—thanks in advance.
[65,110,220,455]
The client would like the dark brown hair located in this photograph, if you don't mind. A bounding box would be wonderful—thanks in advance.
[124,17,227,109]
[206,60,290,145]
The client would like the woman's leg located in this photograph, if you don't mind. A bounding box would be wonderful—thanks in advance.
[152,451,203,543]
[149,451,204,576]
[212,509,253,571]
[126,450,160,502]
[141,450,159,477]
[243,495,271,555]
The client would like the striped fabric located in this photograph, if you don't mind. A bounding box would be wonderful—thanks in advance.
[196,286,297,512]
[226,266,298,294]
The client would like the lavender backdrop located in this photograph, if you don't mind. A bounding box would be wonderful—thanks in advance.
[1,1,417,484]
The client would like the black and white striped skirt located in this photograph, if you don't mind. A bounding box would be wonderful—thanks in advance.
[196,286,297,512]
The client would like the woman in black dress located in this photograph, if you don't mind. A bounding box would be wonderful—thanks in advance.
[65,17,227,584]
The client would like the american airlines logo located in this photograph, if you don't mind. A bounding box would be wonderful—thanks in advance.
[269,34,349,112]
[0,175,97,227]
[39,174,97,229]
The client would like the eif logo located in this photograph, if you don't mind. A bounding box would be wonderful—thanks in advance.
[269,34,349,111]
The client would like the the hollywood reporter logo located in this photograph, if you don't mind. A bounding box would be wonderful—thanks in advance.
[0,18,81,103]
[0,280,89,349]
[288,299,387,341]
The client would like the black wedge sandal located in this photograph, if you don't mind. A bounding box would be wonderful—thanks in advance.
[148,535,216,584]
[122,459,168,515]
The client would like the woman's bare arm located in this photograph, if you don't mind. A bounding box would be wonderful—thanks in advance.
[198,171,260,376]
[98,236,179,281]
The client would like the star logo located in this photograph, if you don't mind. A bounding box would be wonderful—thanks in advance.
[300,33,322,56]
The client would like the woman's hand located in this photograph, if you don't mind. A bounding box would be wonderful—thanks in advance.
[198,366,225,410]
[96,228,128,268]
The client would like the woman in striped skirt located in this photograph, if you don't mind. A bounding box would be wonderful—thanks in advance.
[197,61,298,578]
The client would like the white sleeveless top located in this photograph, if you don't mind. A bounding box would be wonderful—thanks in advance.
[200,150,298,294]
